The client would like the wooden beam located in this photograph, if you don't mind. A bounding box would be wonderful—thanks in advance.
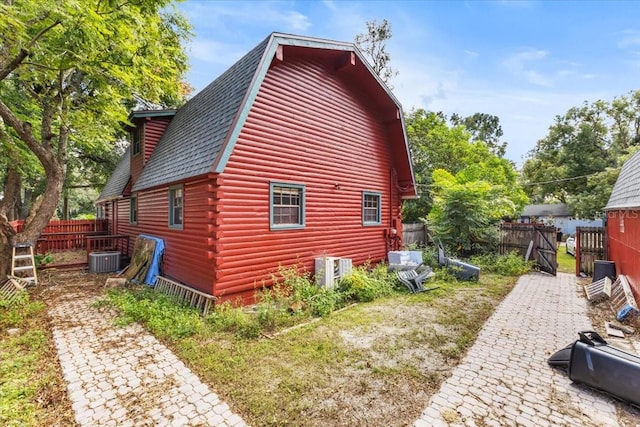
[334,51,356,72]
[276,45,284,62]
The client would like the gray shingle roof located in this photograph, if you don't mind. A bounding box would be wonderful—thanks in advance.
[131,36,270,191]
[100,32,414,196]
[605,150,640,210]
[521,203,571,217]
[97,148,130,202]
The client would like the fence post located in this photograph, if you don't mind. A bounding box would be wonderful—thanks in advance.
[575,227,581,277]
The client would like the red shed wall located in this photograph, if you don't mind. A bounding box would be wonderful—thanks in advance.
[114,178,215,294]
[213,54,403,300]
[607,210,640,298]
[130,117,172,186]
[143,117,172,163]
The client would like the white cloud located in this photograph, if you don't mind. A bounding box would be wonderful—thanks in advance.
[322,0,337,12]
[188,39,245,65]
[616,29,640,48]
[180,1,311,36]
[502,49,552,86]
[464,50,479,60]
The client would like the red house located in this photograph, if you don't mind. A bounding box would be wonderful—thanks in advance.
[604,150,640,298]
[97,33,417,302]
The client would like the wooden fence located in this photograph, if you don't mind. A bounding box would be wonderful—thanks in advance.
[10,219,107,235]
[8,219,113,268]
[576,226,606,277]
[499,222,558,275]
[402,223,428,248]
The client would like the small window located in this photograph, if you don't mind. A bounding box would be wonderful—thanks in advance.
[96,205,105,219]
[132,126,141,155]
[620,215,625,234]
[362,192,381,225]
[169,186,183,228]
[270,182,305,229]
[130,195,138,225]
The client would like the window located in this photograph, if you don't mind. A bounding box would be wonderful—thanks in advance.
[362,192,381,225]
[169,186,183,228]
[270,182,305,229]
[132,126,141,155]
[130,195,138,224]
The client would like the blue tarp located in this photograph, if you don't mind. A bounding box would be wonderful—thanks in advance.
[138,234,165,286]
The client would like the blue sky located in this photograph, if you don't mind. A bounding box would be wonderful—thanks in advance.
[176,0,640,165]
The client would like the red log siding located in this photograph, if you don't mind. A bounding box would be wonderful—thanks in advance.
[144,117,172,163]
[130,124,145,185]
[607,210,640,298]
[213,55,402,299]
[130,118,172,187]
[114,178,215,294]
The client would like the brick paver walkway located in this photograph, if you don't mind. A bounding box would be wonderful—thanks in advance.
[48,292,247,427]
[415,272,621,427]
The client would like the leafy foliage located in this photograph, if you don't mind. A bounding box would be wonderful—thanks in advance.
[0,0,191,274]
[102,264,421,340]
[469,251,533,276]
[102,286,202,340]
[354,19,398,86]
[338,264,396,302]
[522,91,640,218]
[450,112,507,157]
[426,142,528,255]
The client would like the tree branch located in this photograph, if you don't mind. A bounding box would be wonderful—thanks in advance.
[0,98,53,166]
[0,18,61,81]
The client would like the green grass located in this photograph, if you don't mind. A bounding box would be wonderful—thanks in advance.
[557,245,576,274]
[99,253,526,426]
[0,292,72,427]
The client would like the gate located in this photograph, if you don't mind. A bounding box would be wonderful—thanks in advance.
[575,226,605,277]
[500,223,558,275]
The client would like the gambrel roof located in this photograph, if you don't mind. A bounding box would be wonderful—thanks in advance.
[605,150,640,210]
[99,32,417,199]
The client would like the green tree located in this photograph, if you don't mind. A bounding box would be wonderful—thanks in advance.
[0,0,190,275]
[521,92,640,218]
[354,19,398,86]
[450,112,507,157]
[428,142,528,255]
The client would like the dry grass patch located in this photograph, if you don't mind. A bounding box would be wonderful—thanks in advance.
[169,273,516,426]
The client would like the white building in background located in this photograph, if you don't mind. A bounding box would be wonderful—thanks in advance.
[518,203,603,236]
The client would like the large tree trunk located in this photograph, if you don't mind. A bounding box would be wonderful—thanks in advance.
[0,97,67,278]
[0,165,23,221]
[0,162,64,277]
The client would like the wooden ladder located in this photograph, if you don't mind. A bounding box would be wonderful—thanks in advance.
[11,243,38,286]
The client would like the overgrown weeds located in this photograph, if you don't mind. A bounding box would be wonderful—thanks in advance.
[97,252,525,426]
[470,250,533,276]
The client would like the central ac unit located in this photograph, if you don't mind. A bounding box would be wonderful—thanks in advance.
[315,257,352,288]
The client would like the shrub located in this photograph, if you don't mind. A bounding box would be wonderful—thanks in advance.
[103,286,202,339]
[339,265,395,302]
[469,251,532,276]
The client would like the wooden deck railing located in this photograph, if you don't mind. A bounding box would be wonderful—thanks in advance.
[86,235,130,263]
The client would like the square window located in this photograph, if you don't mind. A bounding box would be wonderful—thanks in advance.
[270,183,305,229]
[169,186,183,228]
[362,192,381,225]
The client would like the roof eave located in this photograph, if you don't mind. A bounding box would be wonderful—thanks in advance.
[604,203,640,211]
